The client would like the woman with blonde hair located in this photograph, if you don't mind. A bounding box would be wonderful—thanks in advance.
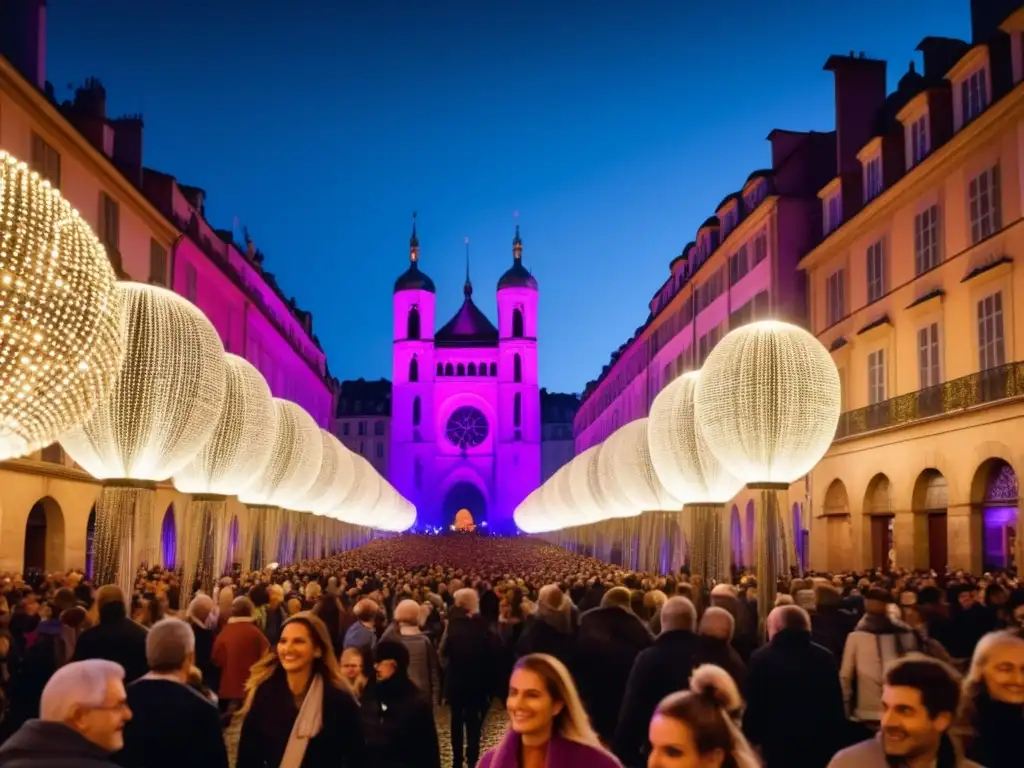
[236,612,366,768]
[480,653,622,768]
[647,665,759,768]
[960,630,1023,768]
[339,646,369,701]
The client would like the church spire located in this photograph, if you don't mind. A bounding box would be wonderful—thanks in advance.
[464,236,473,297]
[409,211,419,264]
[512,223,523,262]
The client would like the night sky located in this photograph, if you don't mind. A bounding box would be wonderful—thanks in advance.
[45,0,969,394]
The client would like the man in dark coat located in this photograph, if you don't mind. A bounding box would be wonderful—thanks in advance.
[743,605,846,768]
[572,587,652,744]
[613,597,698,767]
[693,606,746,688]
[0,659,131,768]
[440,590,498,768]
[71,587,148,684]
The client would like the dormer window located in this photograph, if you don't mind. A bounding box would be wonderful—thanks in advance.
[909,114,929,168]
[823,190,842,235]
[720,207,738,237]
[864,155,883,202]
[744,182,766,211]
[961,67,989,125]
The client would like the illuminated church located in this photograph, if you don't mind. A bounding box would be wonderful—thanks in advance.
[389,219,541,534]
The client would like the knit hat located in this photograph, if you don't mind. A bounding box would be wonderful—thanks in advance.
[375,639,410,672]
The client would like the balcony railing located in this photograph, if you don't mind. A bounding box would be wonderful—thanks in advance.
[835,361,1024,440]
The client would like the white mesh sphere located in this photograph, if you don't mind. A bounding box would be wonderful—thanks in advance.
[293,431,356,514]
[552,463,584,526]
[600,419,681,514]
[173,354,276,495]
[0,154,124,461]
[695,320,841,484]
[568,445,606,524]
[337,453,381,525]
[60,283,226,480]
[649,370,743,504]
[238,399,322,507]
[514,487,545,533]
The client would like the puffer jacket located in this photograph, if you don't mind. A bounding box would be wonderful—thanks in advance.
[839,612,922,721]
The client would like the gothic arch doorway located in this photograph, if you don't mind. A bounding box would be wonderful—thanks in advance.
[443,482,487,528]
[24,497,66,573]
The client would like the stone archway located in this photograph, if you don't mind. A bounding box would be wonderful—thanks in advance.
[443,482,487,529]
[160,505,176,569]
[912,469,949,572]
[864,473,894,571]
[823,479,853,572]
[971,458,1018,571]
[23,497,66,573]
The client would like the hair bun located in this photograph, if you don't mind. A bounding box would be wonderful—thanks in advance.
[690,664,742,712]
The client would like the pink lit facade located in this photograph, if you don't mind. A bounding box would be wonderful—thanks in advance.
[574,129,837,453]
[390,225,541,533]
[143,172,333,427]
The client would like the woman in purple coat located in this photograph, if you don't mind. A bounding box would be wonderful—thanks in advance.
[479,653,621,768]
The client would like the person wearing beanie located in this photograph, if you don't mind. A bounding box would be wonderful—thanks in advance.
[364,640,441,768]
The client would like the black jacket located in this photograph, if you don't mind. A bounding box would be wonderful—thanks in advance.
[116,677,227,768]
[441,609,498,703]
[572,606,652,743]
[0,720,116,768]
[71,604,148,683]
[613,629,699,767]
[362,675,440,768]
[692,635,746,689]
[742,630,846,768]
[515,613,575,670]
[189,621,219,694]
[965,691,1021,768]
[236,668,366,768]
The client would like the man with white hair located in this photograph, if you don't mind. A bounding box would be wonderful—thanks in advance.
[0,659,130,766]
[118,619,227,768]
[613,596,698,766]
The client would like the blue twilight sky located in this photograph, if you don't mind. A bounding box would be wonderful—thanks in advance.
[44,0,970,394]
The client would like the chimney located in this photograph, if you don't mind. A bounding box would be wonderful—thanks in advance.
[0,0,47,89]
[971,0,1020,43]
[110,116,143,187]
[823,54,888,177]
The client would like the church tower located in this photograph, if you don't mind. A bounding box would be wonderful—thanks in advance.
[495,224,541,532]
[390,214,436,515]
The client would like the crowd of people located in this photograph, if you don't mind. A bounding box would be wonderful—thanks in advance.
[0,533,1018,768]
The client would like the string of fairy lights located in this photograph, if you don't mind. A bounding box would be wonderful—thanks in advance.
[0,148,413,592]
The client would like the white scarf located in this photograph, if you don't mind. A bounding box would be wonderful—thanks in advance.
[280,673,324,768]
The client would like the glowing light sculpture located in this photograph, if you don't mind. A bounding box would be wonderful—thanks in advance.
[649,370,743,584]
[294,430,357,515]
[695,320,841,624]
[238,399,322,569]
[600,419,682,515]
[173,354,275,599]
[60,283,227,595]
[0,152,123,460]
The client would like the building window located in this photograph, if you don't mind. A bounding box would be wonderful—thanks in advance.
[826,269,845,326]
[489,362,497,376]
[342,423,350,436]
[969,165,1001,244]
[512,308,524,338]
[918,323,941,388]
[409,357,419,382]
[445,363,454,376]
[721,207,738,236]
[99,192,120,253]
[468,362,477,376]
[729,245,748,285]
[978,291,1005,371]
[866,240,885,303]
[868,349,886,405]
[375,442,384,459]
[864,156,883,202]
[752,231,767,265]
[824,193,842,235]
[478,361,487,377]
[413,396,421,426]
[514,392,522,427]
[407,306,421,340]
[374,420,385,436]
[436,362,443,376]
[745,182,766,211]
[456,363,465,376]
[962,67,988,125]
[909,115,929,168]
[149,240,168,286]
[184,262,198,304]
[914,205,940,275]
[30,132,61,188]
[358,421,367,436]
[514,353,522,383]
